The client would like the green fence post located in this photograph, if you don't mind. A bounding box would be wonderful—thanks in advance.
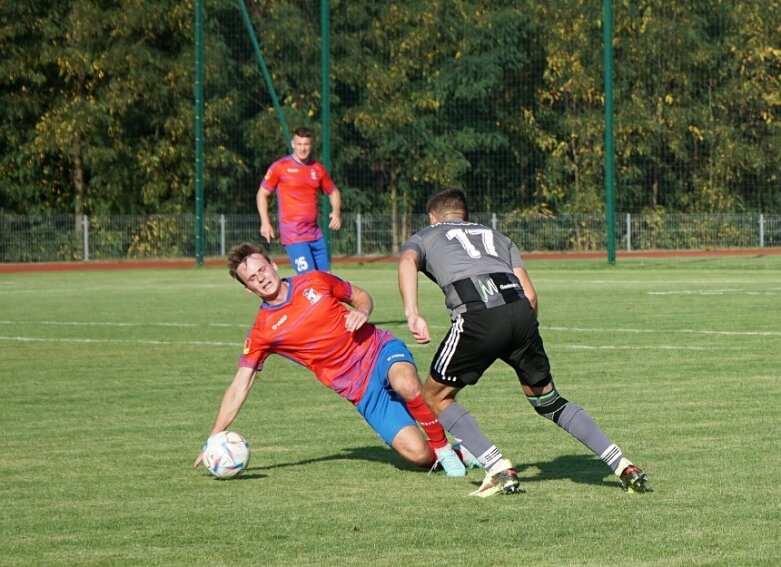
[194,0,205,266]
[603,0,616,264]
[320,0,332,258]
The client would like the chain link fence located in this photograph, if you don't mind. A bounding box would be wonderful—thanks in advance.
[1,213,779,263]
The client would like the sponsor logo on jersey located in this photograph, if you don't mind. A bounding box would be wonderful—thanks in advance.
[500,283,519,290]
[303,287,322,304]
[271,314,288,330]
[475,275,498,302]
[243,337,251,354]
[386,353,406,362]
[287,167,300,174]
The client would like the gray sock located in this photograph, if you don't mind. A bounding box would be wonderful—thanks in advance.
[557,403,624,472]
[439,402,504,470]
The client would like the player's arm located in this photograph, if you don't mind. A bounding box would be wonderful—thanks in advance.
[343,282,372,332]
[193,366,257,468]
[398,249,431,344]
[256,187,275,242]
[513,266,538,315]
[327,188,341,231]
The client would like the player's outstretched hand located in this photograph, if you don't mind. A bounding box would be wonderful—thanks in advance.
[407,314,431,344]
[329,212,342,231]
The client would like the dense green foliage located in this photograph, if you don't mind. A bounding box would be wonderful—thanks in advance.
[1,1,779,222]
[0,1,195,215]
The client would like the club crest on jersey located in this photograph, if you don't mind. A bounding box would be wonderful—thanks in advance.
[303,287,322,304]
[243,337,251,354]
[310,170,317,180]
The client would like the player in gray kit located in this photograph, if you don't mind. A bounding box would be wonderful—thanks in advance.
[398,187,649,497]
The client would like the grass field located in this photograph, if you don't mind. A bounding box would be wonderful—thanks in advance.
[1,255,780,566]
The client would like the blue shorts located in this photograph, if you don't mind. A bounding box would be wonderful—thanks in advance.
[285,237,330,274]
[355,339,417,446]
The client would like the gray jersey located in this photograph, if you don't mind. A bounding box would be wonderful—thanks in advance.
[402,219,526,317]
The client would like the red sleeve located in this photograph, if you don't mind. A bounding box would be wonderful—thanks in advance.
[238,316,271,370]
[315,162,336,194]
[260,159,282,193]
[316,271,352,303]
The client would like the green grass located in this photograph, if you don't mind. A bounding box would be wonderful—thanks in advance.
[1,255,780,566]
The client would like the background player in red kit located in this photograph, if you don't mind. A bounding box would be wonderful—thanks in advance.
[193,243,474,476]
[257,127,341,274]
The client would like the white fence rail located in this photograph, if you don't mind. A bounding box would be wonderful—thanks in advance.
[1,212,779,263]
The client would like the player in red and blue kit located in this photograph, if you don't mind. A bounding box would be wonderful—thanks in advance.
[193,243,476,477]
[257,127,341,274]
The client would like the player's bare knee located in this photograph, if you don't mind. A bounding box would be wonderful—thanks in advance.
[392,428,431,467]
[387,362,422,400]
[408,446,434,468]
[395,378,422,401]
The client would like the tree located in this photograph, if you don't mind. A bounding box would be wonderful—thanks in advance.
[530,1,609,214]
[331,0,542,248]
[0,0,197,216]
[612,0,780,213]
[2,0,778,224]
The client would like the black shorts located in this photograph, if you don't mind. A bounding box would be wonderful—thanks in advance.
[430,298,552,389]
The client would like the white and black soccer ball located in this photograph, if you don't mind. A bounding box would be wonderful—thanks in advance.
[202,431,251,479]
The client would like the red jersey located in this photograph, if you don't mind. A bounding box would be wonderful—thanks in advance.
[260,155,337,245]
[238,271,394,404]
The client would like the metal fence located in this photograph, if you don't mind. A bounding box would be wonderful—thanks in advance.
[1,212,779,263]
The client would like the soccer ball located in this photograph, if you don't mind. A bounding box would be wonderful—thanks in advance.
[202,430,251,479]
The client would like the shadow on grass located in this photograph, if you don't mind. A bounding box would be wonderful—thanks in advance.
[227,472,269,481]
[459,454,614,490]
[250,445,425,473]
[514,454,614,488]
[249,446,617,489]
